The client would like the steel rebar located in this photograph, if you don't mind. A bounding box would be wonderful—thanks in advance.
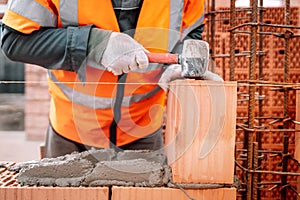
[281,1,291,199]
[229,0,236,81]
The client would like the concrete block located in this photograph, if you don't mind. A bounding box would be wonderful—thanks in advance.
[111,186,236,200]
[165,80,237,184]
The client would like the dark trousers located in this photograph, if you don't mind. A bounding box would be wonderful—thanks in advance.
[44,124,164,158]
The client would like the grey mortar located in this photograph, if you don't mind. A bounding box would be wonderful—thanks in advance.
[10,148,116,172]
[17,158,93,187]
[13,149,171,187]
[116,150,167,164]
[83,159,167,187]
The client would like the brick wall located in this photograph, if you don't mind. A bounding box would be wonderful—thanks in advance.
[207,5,300,200]
[25,64,50,141]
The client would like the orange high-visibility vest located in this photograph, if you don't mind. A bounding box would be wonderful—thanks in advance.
[3,0,206,148]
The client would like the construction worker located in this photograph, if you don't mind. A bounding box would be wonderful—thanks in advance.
[0,0,222,158]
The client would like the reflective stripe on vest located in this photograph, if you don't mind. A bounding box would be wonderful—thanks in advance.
[48,71,162,109]
[60,0,78,27]
[169,0,183,50]
[7,0,57,27]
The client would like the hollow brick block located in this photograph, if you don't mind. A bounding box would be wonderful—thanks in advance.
[295,90,300,198]
[112,186,236,200]
[165,80,237,184]
[0,187,108,200]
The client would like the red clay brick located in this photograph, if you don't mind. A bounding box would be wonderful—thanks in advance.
[295,90,300,196]
[165,80,237,184]
[112,186,236,200]
[0,187,108,200]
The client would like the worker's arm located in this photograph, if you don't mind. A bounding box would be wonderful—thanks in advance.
[1,24,148,78]
[186,24,205,40]
[0,24,110,72]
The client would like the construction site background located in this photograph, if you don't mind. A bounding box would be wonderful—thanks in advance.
[1,0,300,199]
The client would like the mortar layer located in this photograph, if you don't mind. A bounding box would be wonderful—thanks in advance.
[14,149,171,187]
[84,159,165,187]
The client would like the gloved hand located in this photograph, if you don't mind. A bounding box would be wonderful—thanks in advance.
[158,64,183,92]
[201,70,224,82]
[101,32,149,75]
[87,29,149,75]
[158,64,224,92]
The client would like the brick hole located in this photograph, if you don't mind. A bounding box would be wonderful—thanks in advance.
[223,20,230,25]
[265,20,272,24]
[279,49,285,55]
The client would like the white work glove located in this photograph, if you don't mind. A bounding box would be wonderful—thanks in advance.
[201,70,224,82]
[158,64,224,92]
[101,32,149,75]
[158,64,183,92]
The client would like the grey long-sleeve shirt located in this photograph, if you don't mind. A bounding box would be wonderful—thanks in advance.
[1,25,93,72]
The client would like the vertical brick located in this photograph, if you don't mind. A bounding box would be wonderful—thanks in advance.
[165,80,237,184]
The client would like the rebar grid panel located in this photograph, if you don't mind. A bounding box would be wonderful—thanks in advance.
[205,0,300,200]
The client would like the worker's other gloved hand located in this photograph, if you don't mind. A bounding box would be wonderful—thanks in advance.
[101,32,149,75]
[158,64,224,92]
[200,71,224,82]
[158,64,183,92]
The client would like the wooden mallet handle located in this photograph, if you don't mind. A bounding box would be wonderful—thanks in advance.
[146,53,179,64]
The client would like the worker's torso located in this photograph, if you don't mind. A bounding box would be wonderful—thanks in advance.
[2,0,206,147]
[48,0,181,147]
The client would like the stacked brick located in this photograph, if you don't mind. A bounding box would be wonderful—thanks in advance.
[25,65,50,140]
[208,6,300,200]
[0,187,109,200]
[111,187,236,200]
[164,80,237,199]
[2,79,238,200]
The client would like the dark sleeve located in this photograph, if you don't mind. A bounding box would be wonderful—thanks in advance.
[186,24,205,40]
[0,24,92,72]
[171,24,205,54]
